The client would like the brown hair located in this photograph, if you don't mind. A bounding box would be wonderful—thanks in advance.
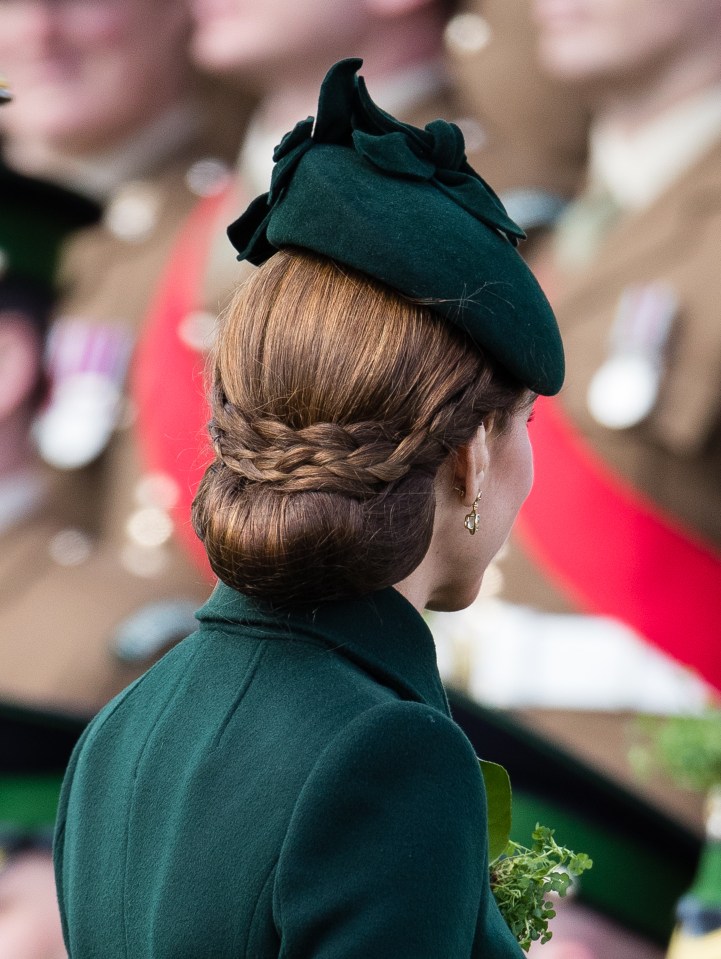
[192,249,527,606]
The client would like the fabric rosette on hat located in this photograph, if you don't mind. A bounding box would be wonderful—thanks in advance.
[228,57,564,397]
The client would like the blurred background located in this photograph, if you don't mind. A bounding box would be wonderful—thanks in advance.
[1,0,721,956]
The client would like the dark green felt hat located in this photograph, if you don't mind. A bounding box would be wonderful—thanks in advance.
[227,58,564,396]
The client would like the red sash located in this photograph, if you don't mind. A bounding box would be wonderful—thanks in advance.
[516,397,721,690]
[132,189,233,579]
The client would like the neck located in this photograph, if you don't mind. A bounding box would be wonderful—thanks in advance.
[4,87,192,183]
[5,99,200,200]
[591,53,721,134]
[257,20,443,132]
[393,569,432,615]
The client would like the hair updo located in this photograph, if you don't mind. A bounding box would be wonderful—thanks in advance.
[192,249,528,606]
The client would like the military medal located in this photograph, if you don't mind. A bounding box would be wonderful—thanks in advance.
[34,319,134,469]
[587,282,678,429]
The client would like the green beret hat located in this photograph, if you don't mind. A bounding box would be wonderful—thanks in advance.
[228,58,564,396]
[0,163,100,298]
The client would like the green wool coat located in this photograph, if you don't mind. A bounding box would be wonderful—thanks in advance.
[54,583,523,958]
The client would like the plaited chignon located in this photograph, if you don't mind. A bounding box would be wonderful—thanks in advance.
[192,250,528,605]
[209,398,478,497]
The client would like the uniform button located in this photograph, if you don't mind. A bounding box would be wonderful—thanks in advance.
[185,157,232,198]
[48,528,94,567]
[444,12,492,56]
[120,542,170,578]
[126,506,173,549]
[134,472,180,511]
[177,309,217,353]
[104,182,160,242]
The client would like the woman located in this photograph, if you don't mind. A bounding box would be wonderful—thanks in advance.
[54,60,564,958]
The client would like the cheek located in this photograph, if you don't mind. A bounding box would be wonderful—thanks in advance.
[535,0,668,76]
[500,423,534,515]
[519,433,534,504]
[63,12,141,82]
[65,7,130,43]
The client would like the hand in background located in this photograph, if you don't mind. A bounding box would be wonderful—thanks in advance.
[0,851,66,959]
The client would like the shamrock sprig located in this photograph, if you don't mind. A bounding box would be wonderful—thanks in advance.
[490,824,593,952]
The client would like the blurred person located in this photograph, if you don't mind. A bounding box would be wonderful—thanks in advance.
[444,0,589,242]
[0,168,204,717]
[0,160,194,709]
[0,167,96,959]
[0,165,99,639]
[0,0,247,692]
[431,2,721,951]
[0,703,86,959]
[433,0,721,859]
[1,0,194,174]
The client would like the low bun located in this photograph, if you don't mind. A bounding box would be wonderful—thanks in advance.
[193,464,436,606]
[192,249,527,606]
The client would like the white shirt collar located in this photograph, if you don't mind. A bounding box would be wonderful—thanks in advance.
[589,84,721,210]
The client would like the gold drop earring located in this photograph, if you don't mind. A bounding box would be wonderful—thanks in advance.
[463,491,482,535]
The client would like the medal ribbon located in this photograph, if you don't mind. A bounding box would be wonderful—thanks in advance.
[132,190,232,579]
[516,397,721,691]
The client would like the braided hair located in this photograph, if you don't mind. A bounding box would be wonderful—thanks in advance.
[192,249,527,606]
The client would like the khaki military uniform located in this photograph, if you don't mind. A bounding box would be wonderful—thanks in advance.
[444,0,588,234]
[503,135,721,626]
[0,98,248,714]
[0,465,209,714]
[480,134,721,835]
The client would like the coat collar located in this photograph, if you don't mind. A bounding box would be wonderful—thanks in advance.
[196,582,450,716]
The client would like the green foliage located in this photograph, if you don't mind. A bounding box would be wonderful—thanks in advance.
[490,824,593,952]
[479,760,513,862]
[630,710,721,794]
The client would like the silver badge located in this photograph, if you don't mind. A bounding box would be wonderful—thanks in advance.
[587,282,678,430]
[34,318,134,469]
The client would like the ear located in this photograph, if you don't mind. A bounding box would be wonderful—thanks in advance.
[0,315,42,420]
[451,422,490,506]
